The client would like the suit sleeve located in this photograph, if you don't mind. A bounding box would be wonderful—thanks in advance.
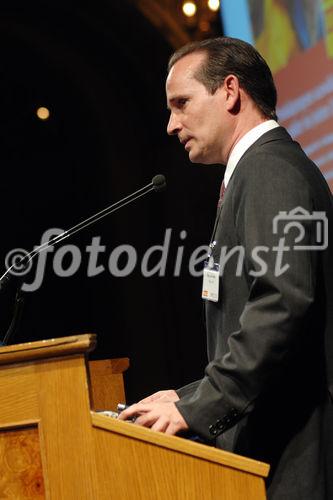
[176,380,202,398]
[175,153,318,441]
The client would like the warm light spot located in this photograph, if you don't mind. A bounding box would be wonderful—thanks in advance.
[36,107,50,120]
[182,2,197,17]
[208,0,220,12]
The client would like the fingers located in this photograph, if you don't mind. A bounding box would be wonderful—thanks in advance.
[135,411,159,428]
[165,424,178,435]
[151,417,169,433]
[117,401,189,436]
[118,403,161,429]
[117,403,145,421]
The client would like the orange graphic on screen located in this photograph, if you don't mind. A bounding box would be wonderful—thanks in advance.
[248,0,333,191]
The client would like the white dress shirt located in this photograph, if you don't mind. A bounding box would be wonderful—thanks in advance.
[224,120,280,188]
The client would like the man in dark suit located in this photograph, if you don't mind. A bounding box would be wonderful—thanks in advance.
[119,37,333,499]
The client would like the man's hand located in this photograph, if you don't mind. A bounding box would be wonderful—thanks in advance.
[118,391,188,435]
[138,389,180,404]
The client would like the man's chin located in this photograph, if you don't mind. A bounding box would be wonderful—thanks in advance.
[188,149,202,163]
[189,150,213,165]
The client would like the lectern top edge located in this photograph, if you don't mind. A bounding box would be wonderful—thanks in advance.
[91,412,270,478]
[0,333,97,366]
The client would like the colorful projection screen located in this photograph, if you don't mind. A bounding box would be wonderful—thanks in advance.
[221,0,333,192]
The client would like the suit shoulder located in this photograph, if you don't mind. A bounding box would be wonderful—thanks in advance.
[232,148,312,196]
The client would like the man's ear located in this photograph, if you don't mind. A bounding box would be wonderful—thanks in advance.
[223,74,241,112]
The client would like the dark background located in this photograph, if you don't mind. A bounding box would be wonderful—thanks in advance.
[0,1,223,402]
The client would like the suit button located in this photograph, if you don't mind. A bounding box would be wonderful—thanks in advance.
[215,419,223,430]
[209,424,218,436]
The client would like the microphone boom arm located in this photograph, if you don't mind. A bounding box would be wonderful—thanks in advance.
[0,176,165,286]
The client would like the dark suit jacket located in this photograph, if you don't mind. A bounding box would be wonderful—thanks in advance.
[176,127,333,500]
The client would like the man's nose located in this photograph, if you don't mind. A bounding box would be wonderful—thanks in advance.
[167,113,181,135]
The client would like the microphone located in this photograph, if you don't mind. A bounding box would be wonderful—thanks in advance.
[0,175,166,346]
[0,174,166,288]
[152,174,166,192]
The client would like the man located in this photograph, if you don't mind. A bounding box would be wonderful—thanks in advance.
[119,37,333,499]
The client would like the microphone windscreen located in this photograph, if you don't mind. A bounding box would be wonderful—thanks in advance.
[152,174,166,192]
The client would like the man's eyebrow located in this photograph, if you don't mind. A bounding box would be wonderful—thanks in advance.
[166,97,176,111]
[166,95,187,110]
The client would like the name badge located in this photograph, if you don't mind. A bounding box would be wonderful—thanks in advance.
[202,258,220,302]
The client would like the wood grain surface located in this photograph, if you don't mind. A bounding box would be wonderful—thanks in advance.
[0,426,45,499]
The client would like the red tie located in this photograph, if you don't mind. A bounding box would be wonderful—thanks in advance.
[217,180,226,208]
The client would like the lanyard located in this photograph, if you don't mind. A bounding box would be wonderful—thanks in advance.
[207,203,224,258]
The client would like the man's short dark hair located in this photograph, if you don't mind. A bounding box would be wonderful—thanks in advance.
[168,37,277,121]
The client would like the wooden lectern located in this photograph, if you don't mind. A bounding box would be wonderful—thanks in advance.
[0,334,269,499]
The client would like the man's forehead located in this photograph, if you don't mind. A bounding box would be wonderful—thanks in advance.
[166,52,206,95]
[167,52,206,80]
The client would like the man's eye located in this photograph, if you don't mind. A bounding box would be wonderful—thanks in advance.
[177,98,188,108]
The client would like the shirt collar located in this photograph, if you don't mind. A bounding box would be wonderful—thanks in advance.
[224,120,280,188]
